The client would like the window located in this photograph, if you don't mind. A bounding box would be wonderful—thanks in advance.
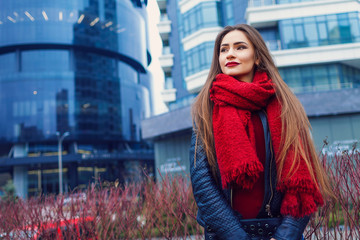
[225,0,234,25]
[279,64,360,94]
[280,12,360,49]
[0,53,17,74]
[181,2,221,38]
[184,42,214,77]
[22,50,70,72]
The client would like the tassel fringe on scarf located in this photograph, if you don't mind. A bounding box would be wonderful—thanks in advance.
[210,71,323,218]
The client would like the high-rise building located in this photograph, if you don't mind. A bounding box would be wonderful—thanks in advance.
[0,0,154,198]
[142,0,360,179]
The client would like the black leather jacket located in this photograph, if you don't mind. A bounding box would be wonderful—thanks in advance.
[189,111,310,240]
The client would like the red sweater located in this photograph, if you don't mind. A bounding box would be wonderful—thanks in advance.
[232,113,265,219]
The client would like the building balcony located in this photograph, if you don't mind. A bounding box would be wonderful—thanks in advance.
[265,39,281,51]
[159,53,174,72]
[184,69,209,93]
[182,26,223,51]
[246,0,359,27]
[273,42,360,67]
[161,88,177,103]
[162,46,171,55]
[157,0,167,11]
[157,18,171,41]
[179,0,220,13]
[248,0,276,7]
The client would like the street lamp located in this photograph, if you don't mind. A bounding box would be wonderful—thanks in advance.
[56,131,70,195]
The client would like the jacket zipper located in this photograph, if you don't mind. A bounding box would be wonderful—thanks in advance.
[265,143,274,217]
[262,110,274,217]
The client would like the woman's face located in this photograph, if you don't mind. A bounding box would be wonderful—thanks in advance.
[218,30,258,83]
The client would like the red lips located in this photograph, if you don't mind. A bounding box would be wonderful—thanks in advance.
[225,62,239,67]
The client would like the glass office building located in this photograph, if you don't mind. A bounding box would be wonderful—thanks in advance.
[0,0,154,197]
[143,0,360,179]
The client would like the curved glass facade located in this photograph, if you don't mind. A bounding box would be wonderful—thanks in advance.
[0,0,151,154]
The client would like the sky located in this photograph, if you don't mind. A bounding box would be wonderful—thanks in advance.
[146,0,168,115]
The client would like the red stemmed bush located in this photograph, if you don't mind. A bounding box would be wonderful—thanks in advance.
[0,173,202,239]
[305,147,360,240]
[0,149,359,239]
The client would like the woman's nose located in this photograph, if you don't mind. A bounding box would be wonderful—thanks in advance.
[226,49,235,59]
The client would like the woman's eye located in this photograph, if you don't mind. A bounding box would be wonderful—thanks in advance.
[237,46,246,50]
[220,48,227,52]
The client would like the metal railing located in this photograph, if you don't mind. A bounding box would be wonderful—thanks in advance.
[265,39,282,51]
[162,46,171,55]
[290,82,356,94]
[160,13,169,21]
[248,0,318,7]
[248,0,276,7]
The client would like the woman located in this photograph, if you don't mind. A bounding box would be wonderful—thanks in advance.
[189,24,333,240]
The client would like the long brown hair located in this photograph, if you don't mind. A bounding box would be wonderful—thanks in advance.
[191,24,333,199]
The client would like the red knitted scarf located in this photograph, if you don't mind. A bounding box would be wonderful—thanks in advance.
[210,71,323,217]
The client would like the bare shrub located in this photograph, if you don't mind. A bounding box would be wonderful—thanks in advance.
[305,149,360,240]
[1,150,359,239]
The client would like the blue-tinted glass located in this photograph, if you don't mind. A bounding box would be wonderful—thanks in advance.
[337,13,348,20]
[193,51,200,70]
[183,17,189,34]
[329,74,340,89]
[250,0,261,6]
[326,15,337,21]
[0,1,147,67]
[0,53,16,74]
[184,42,214,77]
[338,16,351,43]
[181,2,221,37]
[226,0,233,24]
[189,11,196,32]
[186,53,192,75]
[295,25,305,42]
[282,24,295,49]
[201,47,206,64]
[0,0,150,145]
[258,27,280,50]
[202,6,217,24]
[348,12,358,18]
[284,67,302,92]
[206,44,213,63]
[316,16,326,21]
[280,63,360,93]
[318,23,328,40]
[293,18,303,24]
[280,13,360,49]
[304,23,318,47]
[197,7,202,27]
[282,19,291,25]
[313,66,330,91]
[22,50,70,72]
[304,16,315,23]
[350,17,360,41]
[327,19,339,44]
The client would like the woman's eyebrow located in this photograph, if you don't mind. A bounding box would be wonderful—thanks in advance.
[233,41,248,46]
[220,41,248,47]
